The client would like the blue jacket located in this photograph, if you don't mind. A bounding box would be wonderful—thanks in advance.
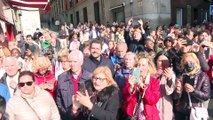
[114,67,133,92]
[56,69,91,120]
[0,83,10,102]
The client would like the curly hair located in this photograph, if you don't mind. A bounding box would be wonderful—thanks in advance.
[32,56,52,72]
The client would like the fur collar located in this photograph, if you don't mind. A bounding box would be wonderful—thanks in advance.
[85,80,118,103]
[96,85,118,102]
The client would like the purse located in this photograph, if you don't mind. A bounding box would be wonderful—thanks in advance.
[187,93,209,120]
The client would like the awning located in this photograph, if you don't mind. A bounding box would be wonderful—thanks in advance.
[9,0,50,11]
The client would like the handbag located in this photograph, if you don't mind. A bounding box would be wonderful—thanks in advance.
[187,93,209,120]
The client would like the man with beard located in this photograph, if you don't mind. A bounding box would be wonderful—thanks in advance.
[82,40,114,74]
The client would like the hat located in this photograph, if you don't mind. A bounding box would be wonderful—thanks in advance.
[41,40,51,50]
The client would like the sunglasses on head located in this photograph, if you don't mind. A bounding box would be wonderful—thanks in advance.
[18,81,33,87]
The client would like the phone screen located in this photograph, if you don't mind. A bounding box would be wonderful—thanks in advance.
[78,81,86,95]
[132,68,140,84]
[183,74,195,86]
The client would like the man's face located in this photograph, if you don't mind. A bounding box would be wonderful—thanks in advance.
[68,55,83,73]
[145,41,154,50]
[116,45,127,58]
[90,43,102,59]
[180,45,192,53]
[25,37,32,44]
[199,32,208,42]
[4,58,19,77]
[187,31,194,40]
[133,31,142,40]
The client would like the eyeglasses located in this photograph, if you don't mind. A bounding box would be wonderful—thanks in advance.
[18,81,34,87]
[92,77,107,82]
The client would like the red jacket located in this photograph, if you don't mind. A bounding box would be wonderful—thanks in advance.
[34,72,57,97]
[122,76,160,120]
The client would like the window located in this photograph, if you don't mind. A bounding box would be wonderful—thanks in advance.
[83,7,88,23]
[70,14,73,24]
[76,11,80,24]
[176,8,183,26]
[94,2,100,24]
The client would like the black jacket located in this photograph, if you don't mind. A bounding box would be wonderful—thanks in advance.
[124,30,147,53]
[82,56,114,74]
[69,81,119,120]
[173,70,211,114]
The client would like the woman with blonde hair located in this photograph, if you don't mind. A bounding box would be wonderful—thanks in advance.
[55,48,70,80]
[173,52,211,120]
[122,52,161,120]
[32,56,57,97]
[70,66,119,120]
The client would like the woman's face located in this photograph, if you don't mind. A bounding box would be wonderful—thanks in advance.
[38,67,48,75]
[61,60,70,71]
[108,42,114,49]
[18,75,35,95]
[11,49,20,58]
[157,55,170,70]
[92,73,109,92]
[137,58,149,77]
[182,56,196,72]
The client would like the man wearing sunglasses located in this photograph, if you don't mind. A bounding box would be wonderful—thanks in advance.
[5,71,60,120]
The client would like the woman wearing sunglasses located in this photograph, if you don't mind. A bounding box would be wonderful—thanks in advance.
[5,71,60,120]
[69,66,119,120]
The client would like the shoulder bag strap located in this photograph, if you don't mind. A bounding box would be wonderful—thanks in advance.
[21,97,41,120]
[187,92,192,108]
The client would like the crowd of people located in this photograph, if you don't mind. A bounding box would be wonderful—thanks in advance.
[0,18,212,120]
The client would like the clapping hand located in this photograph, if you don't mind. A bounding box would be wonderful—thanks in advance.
[138,19,144,27]
[76,90,93,110]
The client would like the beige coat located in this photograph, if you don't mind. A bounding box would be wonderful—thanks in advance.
[5,86,60,120]
[157,74,176,120]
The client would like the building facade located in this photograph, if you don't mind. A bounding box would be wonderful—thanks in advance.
[48,0,211,27]
[171,0,210,26]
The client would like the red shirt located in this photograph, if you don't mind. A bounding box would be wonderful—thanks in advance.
[70,71,82,94]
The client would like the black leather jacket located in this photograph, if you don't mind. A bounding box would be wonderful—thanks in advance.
[173,70,211,114]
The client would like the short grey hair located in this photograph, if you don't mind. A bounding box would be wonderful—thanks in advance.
[124,52,137,60]
[3,56,20,68]
[68,50,84,62]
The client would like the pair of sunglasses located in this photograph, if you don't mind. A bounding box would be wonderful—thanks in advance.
[18,81,33,87]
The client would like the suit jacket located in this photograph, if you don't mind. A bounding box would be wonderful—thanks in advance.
[56,69,91,120]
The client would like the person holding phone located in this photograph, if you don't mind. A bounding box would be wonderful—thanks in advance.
[122,52,160,120]
[173,53,211,120]
[70,66,119,120]
[154,51,176,120]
